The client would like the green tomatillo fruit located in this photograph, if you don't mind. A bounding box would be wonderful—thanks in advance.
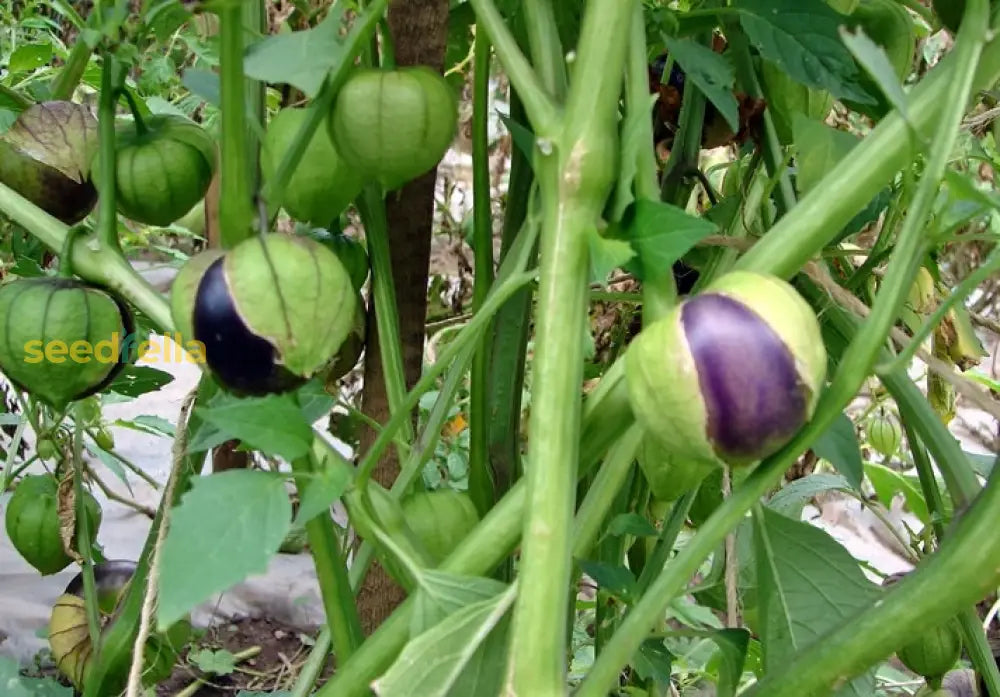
[329,66,458,191]
[36,437,58,461]
[171,234,356,396]
[625,271,827,467]
[0,101,99,224]
[867,411,902,457]
[5,474,102,575]
[94,114,216,227]
[401,489,480,565]
[0,278,135,408]
[262,107,365,227]
[896,618,963,681]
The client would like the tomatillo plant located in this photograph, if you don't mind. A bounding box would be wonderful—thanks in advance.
[1,1,999,697]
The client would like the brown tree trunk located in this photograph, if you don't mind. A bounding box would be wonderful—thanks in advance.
[355,0,450,636]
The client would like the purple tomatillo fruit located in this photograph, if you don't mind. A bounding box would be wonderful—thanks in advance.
[625,271,827,467]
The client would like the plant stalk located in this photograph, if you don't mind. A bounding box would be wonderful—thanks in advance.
[505,0,632,692]
[468,28,497,514]
[217,1,253,248]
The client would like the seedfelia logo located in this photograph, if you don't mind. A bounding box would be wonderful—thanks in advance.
[23,333,206,365]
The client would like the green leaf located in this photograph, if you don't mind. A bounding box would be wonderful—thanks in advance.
[793,115,859,195]
[180,69,220,107]
[145,0,193,42]
[588,227,635,283]
[811,412,863,489]
[295,379,337,423]
[766,473,853,518]
[967,451,997,478]
[663,36,739,132]
[631,638,674,683]
[839,26,909,122]
[0,656,73,696]
[865,462,930,524]
[410,569,507,637]
[190,648,237,676]
[294,462,350,526]
[157,470,292,629]
[610,92,659,221]
[372,586,515,697]
[85,443,133,491]
[707,628,751,697]
[620,198,717,281]
[114,414,175,438]
[606,513,659,539]
[107,365,175,398]
[243,6,348,97]
[753,506,881,696]
[577,560,636,603]
[736,0,872,104]
[499,113,535,166]
[9,42,53,74]
[196,392,313,461]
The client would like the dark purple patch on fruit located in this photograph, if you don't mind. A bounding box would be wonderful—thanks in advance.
[681,293,807,462]
[64,560,137,598]
[192,258,305,396]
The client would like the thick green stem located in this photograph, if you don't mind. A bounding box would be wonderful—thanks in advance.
[96,53,122,253]
[469,0,559,134]
[290,456,363,661]
[73,406,102,655]
[50,38,94,102]
[571,424,644,560]
[625,2,676,323]
[218,1,253,247]
[506,1,631,692]
[468,29,497,515]
[0,183,172,330]
[735,31,1000,278]
[523,0,567,99]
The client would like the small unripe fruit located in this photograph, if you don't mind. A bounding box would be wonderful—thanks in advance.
[36,437,58,460]
[897,618,963,680]
[625,271,826,467]
[867,411,902,457]
[329,67,458,191]
[401,490,480,564]
[94,114,216,227]
[94,427,115,451]
[262,108,364,226]
[5,475,101,575]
